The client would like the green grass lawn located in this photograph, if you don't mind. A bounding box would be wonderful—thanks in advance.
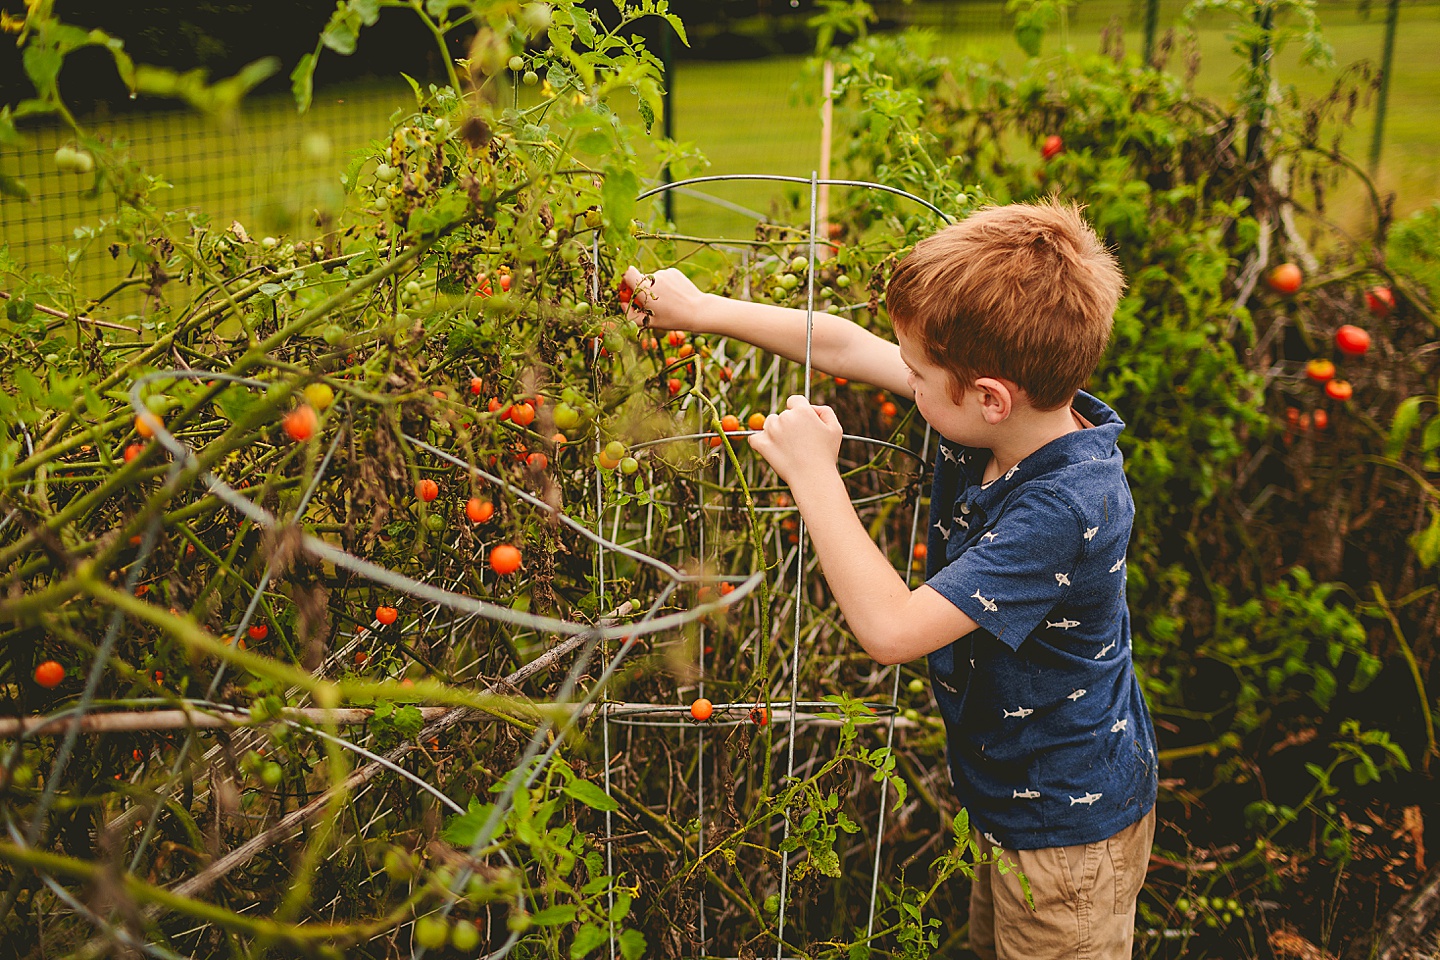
[3,0,1437,310]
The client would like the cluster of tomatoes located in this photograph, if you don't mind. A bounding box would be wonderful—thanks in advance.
[688,698,770,726]
[1267,261,1390,435]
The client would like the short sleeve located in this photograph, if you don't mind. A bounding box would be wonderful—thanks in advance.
[926,489,1085,650]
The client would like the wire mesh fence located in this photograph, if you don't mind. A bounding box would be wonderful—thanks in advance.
[1,83,411,308]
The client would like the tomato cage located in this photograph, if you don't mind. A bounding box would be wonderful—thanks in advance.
[1,172,952,959]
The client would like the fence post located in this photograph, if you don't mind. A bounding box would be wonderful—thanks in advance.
[1143,0,1160,65]
[1369,0,1400,172]
[661,24,675,224]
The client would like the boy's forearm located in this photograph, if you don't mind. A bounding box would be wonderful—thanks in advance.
[694,295,908,396]
[789,468,913,663]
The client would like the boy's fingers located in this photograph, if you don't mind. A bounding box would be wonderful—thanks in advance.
[622,265,644,291]
[813,404,841,428]
[784,394,810,411]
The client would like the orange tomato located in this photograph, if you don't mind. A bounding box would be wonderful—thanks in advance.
[1267,263,1302,295]
[721,414,741,432]
[416,478,440,502]
[283,405,318,442]
[34,660,65,688]
[466,497,494,523]
[489,543,522,575]
[510,402,536,427]
[880,401,898,418]
[375,606,399,625]
[1325,379,1353,401]
[747,412,766,431]
[1304,358,1335,382]
[913,543,927,560]
[690,698,713,721]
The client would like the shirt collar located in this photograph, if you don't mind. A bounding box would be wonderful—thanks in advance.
[952,391,1125,495]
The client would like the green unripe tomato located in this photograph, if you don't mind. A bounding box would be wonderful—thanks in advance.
[1210,896,1225,911]
[372,196,389,211]
[619,456,639,475]
[414,915,449,950]
[261,236,279,249]
[10,765,33,788]
[375,163,398,183]
[779,273,800,290]
[425,514,444,533]
[1175,897,1191,914]
[508,55,525,72]
[520,3,553,33]
[907,678,925,694]
[573,300,591,316]
[384,848,412,881]
[552,403,581,431]
[522,70,539,86]
[763,893,780,916]
[433,117,450,135]
[405,280,423,296]
[790,256,808,272]
[903,708,920,721]
[260,761,283,786]
[835,274,851,289]
[604,440,626,461]
[451,920,480,950]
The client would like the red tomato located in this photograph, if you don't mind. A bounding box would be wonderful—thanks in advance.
[465,497,494,523]
[913,543,928,560]
[834,377,848,386]
[1312,409,1329,430]
[283,405,318,442]
[880,401,898,418]
[375,606,399,625]
[1364,285,1394,318]
[1325,379,1353,401]
[690,698,713,721]
[124,443,145,463]
[498,273,511,292]
[416,478,440,502]
[747,412,766,431]
[667,378,683,395]
[354,650,368,666]
[749,706,769,726]
[488,398,501,413]
[510,402,536,427]
[1305,358,1335,382]
[667,330,686,347]
[1267,263,1302,295]
[34,660,65,688]
[719,582,735,595]
[247,624,269,641]
[526,451,548,470]
[1335,324,1371,356]
[470,377,484,395]
[489,543,522,575]
[1041,134,1064,160]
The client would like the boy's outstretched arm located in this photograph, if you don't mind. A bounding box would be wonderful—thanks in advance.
[750,396,979,665]
[621,266,912,399]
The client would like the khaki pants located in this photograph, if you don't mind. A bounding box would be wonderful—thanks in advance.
[969,808,1156,960]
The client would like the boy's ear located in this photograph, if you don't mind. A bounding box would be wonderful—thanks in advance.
[974,377,1014,425]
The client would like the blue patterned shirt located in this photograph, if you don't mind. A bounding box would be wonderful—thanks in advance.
[923,391,1157,849]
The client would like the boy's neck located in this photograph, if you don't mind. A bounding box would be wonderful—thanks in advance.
[981,404,1089,482]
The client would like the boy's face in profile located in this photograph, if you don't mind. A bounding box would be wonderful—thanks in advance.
[897,329,989,446]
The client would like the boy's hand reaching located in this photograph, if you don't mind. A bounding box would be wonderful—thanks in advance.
[748,395,844,487]
[622,266,707,332]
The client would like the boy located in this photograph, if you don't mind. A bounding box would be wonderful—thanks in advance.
[623,200,1158,960]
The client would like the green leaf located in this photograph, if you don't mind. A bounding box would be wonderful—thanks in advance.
[563,778,618,812]
[291,52,317,114]
[0,172,29,200]
[410,191,470,236]
[530,904,578,926]
[441,796,493,847]
[619,929,646,960]
[1386,396,1423,457]
[1408,508,1440,569]
[570,922,607,958]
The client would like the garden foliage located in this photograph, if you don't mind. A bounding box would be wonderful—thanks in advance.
[0,0,1437,957]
